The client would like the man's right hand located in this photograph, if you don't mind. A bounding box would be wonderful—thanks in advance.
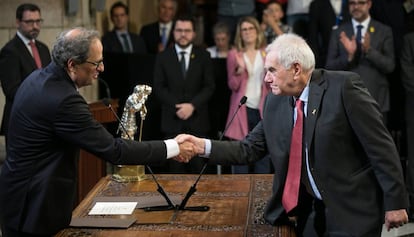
[175,134,206,156]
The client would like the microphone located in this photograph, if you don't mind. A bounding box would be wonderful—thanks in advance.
[217,96,247,174]
[102,99,176,211]
[219,96,247,141]
[177,96,248,212]
[98,77,111,99]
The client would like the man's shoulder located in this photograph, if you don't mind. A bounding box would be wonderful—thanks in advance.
[129,32,144,41]
[369,19,392,33]
[140,22,158,32]
[1,35,22,50]
[191,46,211,58]
[101,31,116,40]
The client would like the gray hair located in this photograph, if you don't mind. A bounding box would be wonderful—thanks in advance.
[266,33,315,72]
[52,27,100,68]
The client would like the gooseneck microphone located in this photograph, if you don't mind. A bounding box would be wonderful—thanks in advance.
[220,96,247,141]
[102,100,175,211]
[177,96,248,212]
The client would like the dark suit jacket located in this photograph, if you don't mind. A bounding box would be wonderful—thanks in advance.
[153,46,215,137]
[101,30,147,53]
[208,70,407,235]
[308,0,350,67]
[0,62,168,235]
[0,35,51,136]
[140,21,174,54]
[325,19,395,112]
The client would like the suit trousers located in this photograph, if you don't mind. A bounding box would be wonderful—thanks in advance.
[297,198,383,237]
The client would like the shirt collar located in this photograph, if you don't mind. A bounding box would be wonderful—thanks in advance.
[175,44,193,55]
[352,16,371,30]
[17,31,32,45]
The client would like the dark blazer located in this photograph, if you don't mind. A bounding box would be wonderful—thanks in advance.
[101,30,147,53]
[308,0,350,67]
[140,21,174,54]
[0,35,51,136]
[0,62,168,235]
[208,70,407,235]
[325,19,395,112]
[153,46,215,137]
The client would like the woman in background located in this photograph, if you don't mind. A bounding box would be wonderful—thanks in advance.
[225,16,271,174]
[207,22,232,58]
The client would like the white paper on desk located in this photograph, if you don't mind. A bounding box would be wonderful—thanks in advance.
[88,202,137,215]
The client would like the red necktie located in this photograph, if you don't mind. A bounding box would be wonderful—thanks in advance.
[282,99,304,212]
[29,41,42,68]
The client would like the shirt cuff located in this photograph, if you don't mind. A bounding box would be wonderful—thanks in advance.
[164,139,179,159]
[200,139,211,158]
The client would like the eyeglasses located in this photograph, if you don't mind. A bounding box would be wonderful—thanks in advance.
[21,19,44,26]
[85,60,104,70]
[241,26,255,32]
[349,1,368,6]
[174,29,193,34]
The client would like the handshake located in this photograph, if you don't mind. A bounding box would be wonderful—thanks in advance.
[172,134,206,163]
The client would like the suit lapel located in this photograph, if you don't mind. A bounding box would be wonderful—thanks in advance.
[306,70,326,148]
[186,48,196,79]
[344,22,354,38]
[14,36,37,70]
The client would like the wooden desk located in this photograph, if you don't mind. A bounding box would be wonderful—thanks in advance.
[57,174,295,237]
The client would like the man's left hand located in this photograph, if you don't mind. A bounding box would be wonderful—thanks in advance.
[176,103,194,120]
[385,209,409,231]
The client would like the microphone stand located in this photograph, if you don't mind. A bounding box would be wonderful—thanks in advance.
[102,100,175,211]
[143,166,176,211]
[175,96,247,212]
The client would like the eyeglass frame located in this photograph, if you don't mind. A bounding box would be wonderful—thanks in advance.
[20,19,44,26]
[85,60,104,70]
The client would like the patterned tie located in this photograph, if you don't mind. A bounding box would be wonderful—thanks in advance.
[180,51,186,77]
[355,25,363,60]
[29,41,42,68]
[282,99,304,213]
[121,33,131,53]
[161,26,167,47]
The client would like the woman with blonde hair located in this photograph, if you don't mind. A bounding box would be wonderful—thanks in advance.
[225,16,271,174]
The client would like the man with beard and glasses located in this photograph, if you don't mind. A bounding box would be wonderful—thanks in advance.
[153,15,215,174]
[325,0,394,127]
[0,3,51,143]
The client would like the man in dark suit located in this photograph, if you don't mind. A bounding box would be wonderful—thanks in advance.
[177,33,408,236]
[0,3,51,140]
[308,0,350,67]
[140,0,177,54]
[153,16,215,173]
[0,27,194,237]
[101,1,146,54]
[325,0,394,125]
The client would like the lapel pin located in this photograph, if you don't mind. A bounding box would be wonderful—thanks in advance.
[312,109,317,115]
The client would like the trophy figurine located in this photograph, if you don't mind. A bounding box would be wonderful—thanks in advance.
[112,85,152,182]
